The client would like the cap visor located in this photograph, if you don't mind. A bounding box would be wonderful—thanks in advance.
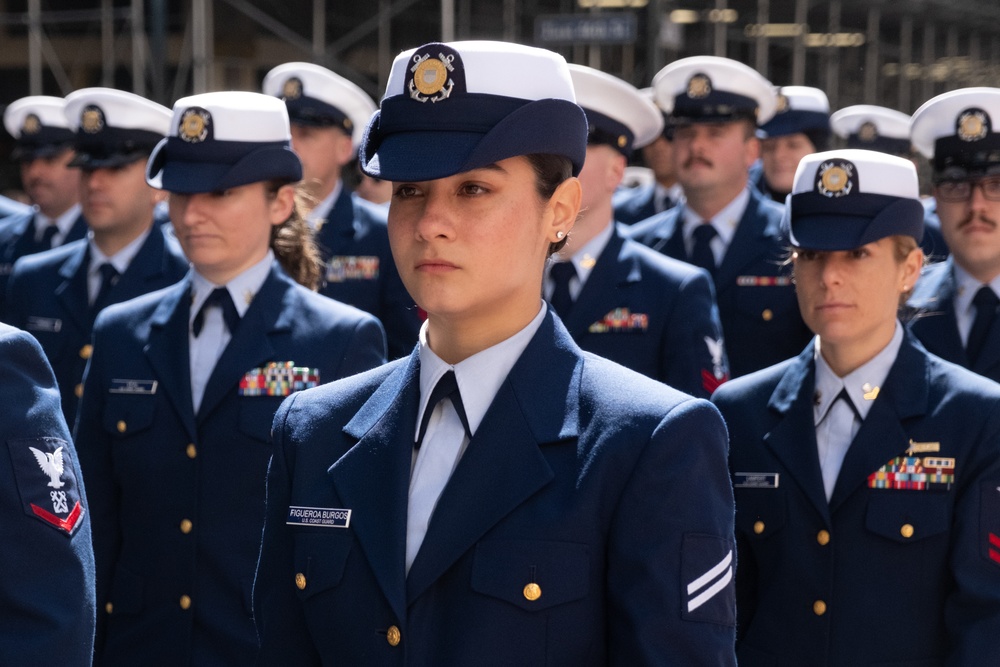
[364,131,484,182]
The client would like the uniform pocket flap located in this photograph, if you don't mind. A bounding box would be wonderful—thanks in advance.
[101,393,157,437]
[866,492,951,543]
[471,539,589,611]
[293,532,353,600]
[735,487,787,538]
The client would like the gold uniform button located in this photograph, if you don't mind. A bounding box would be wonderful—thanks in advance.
[116,420,127,433]
[180,519,193,534]
[179,595,192,610]
[900,523,914,539]
[523,583,542,601]
[75,383,84,398]
[80,344,93,359]
[816,530,830,546]
[753,520,765,535]
[813,600,827,616]
[386,625,401,647]
[295,573,306,590]
[761,309,774,322]
[105,602,113,614]
[186,443,197,459]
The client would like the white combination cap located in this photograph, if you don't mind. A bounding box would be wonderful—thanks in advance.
[652,56,777,126]
[262,62,377,149]
[569,64,664,155]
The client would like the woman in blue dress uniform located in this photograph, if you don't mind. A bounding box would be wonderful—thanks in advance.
[74,92,386,665]
[712,149,1000,665]
[254,41,738,665]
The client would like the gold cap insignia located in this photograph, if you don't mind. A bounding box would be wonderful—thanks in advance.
[816,158,855,198]
[617,134,627,148]
[858,121,878,143]
[178,107,211,143]
[81,106,105,134]
[957,109,989,142]
[282,77,302,100]
[687,73,712,99]
[22,113,41,135]
[409,52,456,103]
[344,117,352,130]
[775,94,789,113]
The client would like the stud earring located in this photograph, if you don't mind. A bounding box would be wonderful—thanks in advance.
[556,231,565,240]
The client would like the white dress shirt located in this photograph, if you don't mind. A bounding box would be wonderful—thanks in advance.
[680,187,750,266]
[406,301,547,572]
[188,251,273,412]
[813,322,903,500]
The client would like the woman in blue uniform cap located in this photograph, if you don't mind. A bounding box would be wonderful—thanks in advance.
[254,40,738,665]
[75,91,386,665]
[712,148,1000,665]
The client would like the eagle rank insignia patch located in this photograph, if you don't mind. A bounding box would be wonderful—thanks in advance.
[8,437,85,536]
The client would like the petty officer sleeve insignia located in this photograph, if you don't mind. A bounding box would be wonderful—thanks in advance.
[681,533,736,625]
[7,437,85,536]
[984,481,1000,567]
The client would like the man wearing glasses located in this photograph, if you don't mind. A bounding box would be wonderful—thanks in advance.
[908,88,1000,382]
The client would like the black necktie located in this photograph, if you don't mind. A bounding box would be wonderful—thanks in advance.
[967,286,999,364]
[192,287,241,337]
[39,224,58,251]
[691,223,718,276]
[835,388,861,420]
[549,261,577,320]
[92,263,119,311]
[416,370,471,448]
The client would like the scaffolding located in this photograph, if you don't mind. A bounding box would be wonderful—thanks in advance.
[1,0,999,113]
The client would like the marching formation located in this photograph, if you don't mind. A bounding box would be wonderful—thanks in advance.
[2,36,999,667]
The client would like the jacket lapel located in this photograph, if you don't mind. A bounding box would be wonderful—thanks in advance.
[645,208,687,259]
[405,312,578,602]
[54,245,91,333]
[64,212,88,244]
[563,231,637,337]
[145,277,198,440]
[828,334,929,512]
[196,267,288,422]
[107,227,171,303]
[315,188,356,259]
[715,190,783,291]
[908,260,965,364]
[332,353,421,624]
[762,343,831,525]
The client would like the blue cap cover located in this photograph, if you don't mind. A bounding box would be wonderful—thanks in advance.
[359,41,588,181]
[760,86,830,140]
[785,149,924,250]
[147,91,302,193]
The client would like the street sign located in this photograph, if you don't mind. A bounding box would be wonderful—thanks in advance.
[535,13,638,45]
